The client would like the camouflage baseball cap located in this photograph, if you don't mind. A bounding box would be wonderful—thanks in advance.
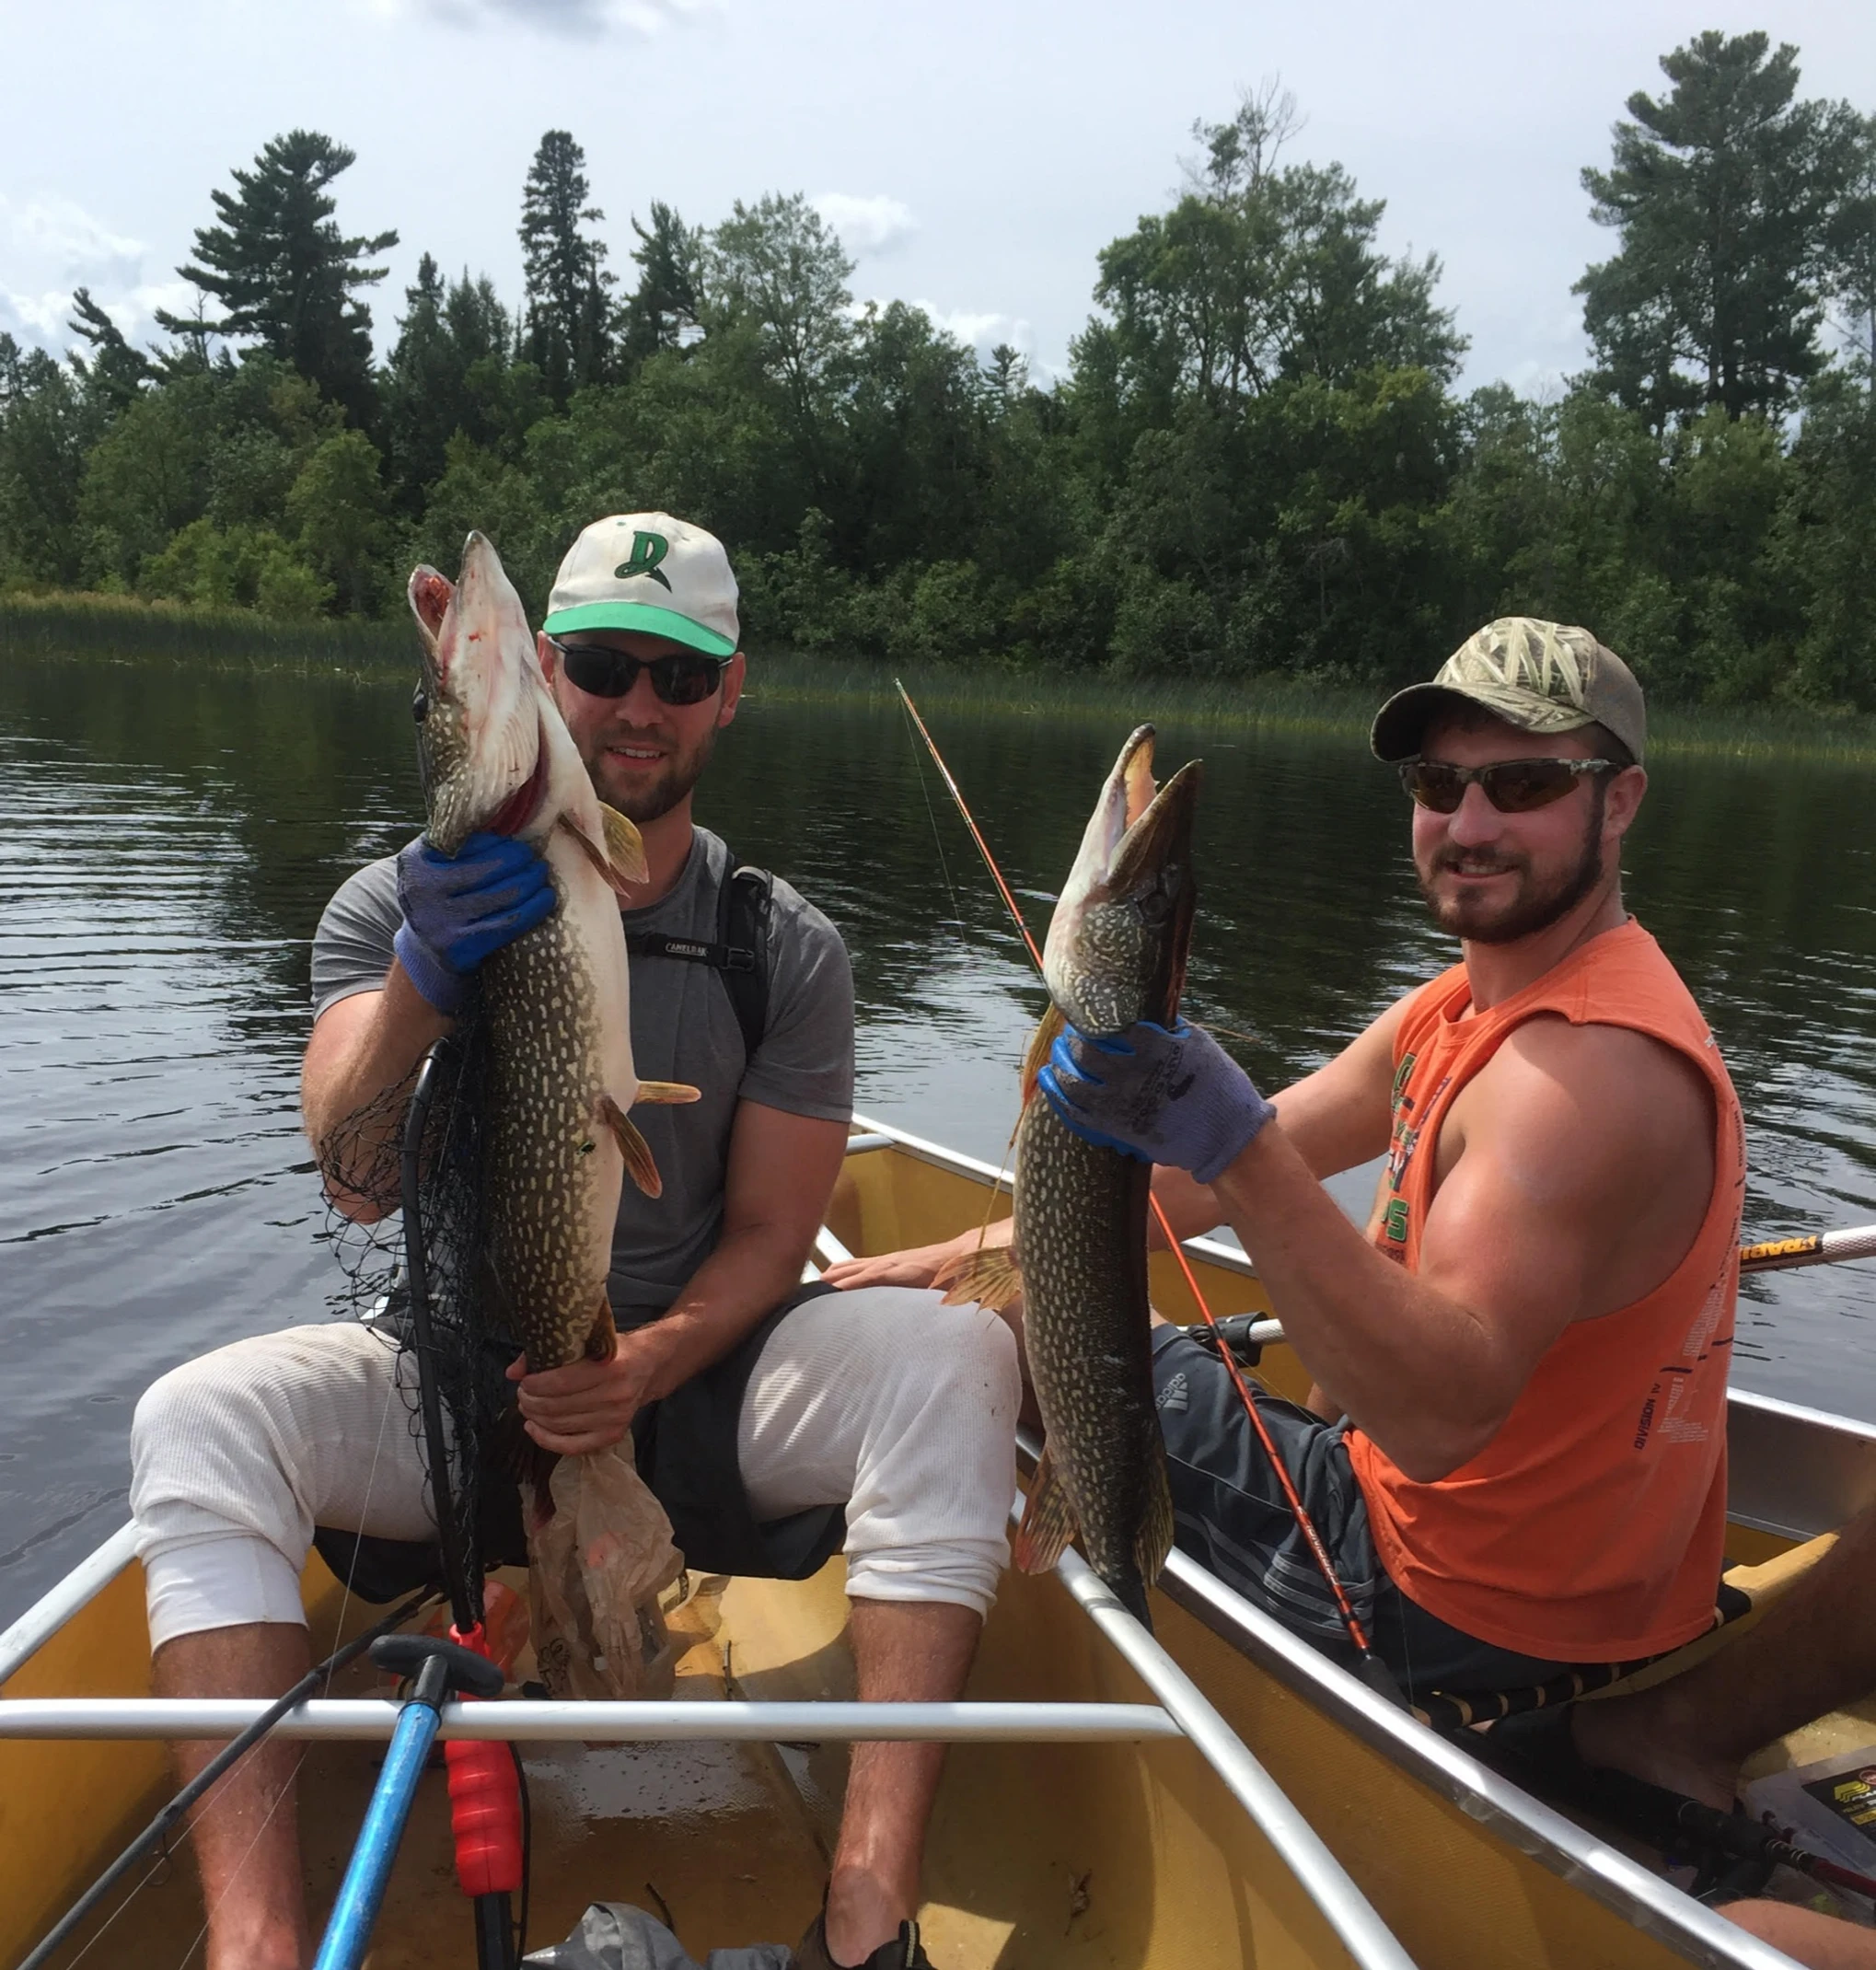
[1370,617,1646,765]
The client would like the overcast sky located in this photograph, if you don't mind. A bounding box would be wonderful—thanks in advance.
[4,0,1872,399]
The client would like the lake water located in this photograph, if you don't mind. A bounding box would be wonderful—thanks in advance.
[3,650,1875,1622]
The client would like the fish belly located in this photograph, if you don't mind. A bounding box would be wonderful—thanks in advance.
[481,833,633,1372]
[1013,1097,1164,1593]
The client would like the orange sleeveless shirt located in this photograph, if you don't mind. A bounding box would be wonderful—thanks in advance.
[1346,919,1746,1662]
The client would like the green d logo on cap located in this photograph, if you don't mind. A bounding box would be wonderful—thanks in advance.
[615,530,672,591]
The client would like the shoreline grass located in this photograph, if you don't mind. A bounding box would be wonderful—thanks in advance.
[7,590,1876,763]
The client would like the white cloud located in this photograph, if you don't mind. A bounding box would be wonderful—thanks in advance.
[2,195,144,279]
[910,301,1036,362]
[0,289,77,342]
[358,0,711,33]
[814,193,917,259]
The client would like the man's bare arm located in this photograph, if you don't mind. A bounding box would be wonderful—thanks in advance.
[515,1101,851,1456]
[828,994,1414,1290]
[300,967,453,1223]
[1209,1018,1714,1481]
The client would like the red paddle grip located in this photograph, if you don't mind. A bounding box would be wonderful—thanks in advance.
[445,1623,523,1897]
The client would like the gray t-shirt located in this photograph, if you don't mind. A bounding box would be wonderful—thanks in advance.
[311,828,854,1309]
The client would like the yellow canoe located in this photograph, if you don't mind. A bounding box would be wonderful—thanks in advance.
[2,1117,1860,1969]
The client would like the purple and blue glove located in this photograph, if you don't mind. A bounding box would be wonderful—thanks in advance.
[392,831,554,1014]
[1037,1018,1276,1185]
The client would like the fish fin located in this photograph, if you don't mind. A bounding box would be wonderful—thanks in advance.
[557,811,648,898]
[1135,1436,1175,1589]
[598,803,649,888]
[1013,1445,1079,1575]
[635,1081,701,1106]
[495,1407,561,1499]
[1020,1003,1068,1106]
[585,1290,618,1362]
[933,1242,1023,1311]
[599,1093,664,1199]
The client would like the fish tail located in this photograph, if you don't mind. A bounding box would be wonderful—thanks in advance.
[1113,1570,1154,1634]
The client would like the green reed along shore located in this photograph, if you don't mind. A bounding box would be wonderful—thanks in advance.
[7,590,1876,765]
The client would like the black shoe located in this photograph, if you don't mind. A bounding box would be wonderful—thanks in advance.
[793,1914,932,1970]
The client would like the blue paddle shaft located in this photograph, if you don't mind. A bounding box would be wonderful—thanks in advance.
[312,1695,443,1970]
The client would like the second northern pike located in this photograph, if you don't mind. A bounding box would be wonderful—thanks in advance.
[943,726,1201,1628]
[408,532,697,1375]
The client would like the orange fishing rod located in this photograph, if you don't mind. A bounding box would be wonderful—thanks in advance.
[896,683,1401,1699]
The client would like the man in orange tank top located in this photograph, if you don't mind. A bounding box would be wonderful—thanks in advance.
[841,617,1743,1708]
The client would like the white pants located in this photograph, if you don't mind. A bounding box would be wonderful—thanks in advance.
[130,1288,1018,1651]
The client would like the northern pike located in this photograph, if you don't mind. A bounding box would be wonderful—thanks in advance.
[408,531,697,1375]
[942,726,1201,1628]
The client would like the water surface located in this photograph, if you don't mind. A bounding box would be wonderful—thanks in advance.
[3,654,1874,1619]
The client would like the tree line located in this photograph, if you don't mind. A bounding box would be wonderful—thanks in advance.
[3,29,1874,705]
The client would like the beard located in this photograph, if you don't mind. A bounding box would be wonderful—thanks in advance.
[1418,784,1608,945]
[583,722,720,826]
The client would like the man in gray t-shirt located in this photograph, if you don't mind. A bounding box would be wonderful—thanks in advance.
[130,513,1017,1970]
[312,827,854,1310]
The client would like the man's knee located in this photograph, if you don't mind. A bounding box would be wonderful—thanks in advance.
[133,1341,301,1527]
[851,1288,1020,1424]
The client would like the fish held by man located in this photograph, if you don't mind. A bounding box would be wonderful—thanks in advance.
[940,724,1202,1629]
[406,531,699,1377]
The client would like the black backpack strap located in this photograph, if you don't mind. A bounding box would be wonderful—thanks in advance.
[716,852,772,1062]
[621,844,772,1062]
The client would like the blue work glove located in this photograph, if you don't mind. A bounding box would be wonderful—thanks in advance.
[392,831,554,1014]
[1037,1018,1276,1184]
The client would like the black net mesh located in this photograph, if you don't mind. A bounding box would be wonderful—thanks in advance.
[317,998,516,1615]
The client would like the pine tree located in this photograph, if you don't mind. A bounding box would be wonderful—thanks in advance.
[382,254,520,505]
[157,131,396,426]
[518,131,615,404]
[66,288,152,410]
[1576,33,1863,424]
[620,201,702,365]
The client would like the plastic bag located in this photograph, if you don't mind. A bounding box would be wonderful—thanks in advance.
[527,1444,684,1699]
[524,1900,791,1969]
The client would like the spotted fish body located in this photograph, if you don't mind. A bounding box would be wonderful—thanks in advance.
[946,726,1201,1629]
[409,533,680,1374]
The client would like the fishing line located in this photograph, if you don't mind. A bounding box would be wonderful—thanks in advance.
[898,695,966,941]
[897,685,1401,1699]
[29,1589,434,1970]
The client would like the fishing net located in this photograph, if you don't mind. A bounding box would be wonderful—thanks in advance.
[318,995,514,1618]
[318,995,682,1695]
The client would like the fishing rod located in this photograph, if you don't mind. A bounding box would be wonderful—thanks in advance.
[17,1590,434,1970]
[895,683,1404,1705]
[1740,1224,1876,1274]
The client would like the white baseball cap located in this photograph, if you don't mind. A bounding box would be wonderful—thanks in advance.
[542,512,740,657]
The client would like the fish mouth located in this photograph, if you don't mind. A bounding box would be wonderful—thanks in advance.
[1044,726,1204,1033]
[409,533,548,852]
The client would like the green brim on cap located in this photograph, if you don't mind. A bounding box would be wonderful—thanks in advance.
[541,599,737,658]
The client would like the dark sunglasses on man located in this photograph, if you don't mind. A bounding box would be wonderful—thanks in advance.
[1399,756,1620,815]
[545,634,730,706]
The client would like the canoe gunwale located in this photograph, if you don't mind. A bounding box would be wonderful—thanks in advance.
[1156,1542,1794,1970]
[0,1523,138,1686]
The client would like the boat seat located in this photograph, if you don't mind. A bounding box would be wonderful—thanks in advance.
[1414,1529,1837,1736]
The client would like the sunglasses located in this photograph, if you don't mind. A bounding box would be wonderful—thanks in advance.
[546,635,729,706]
[1399,757,1620,815]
